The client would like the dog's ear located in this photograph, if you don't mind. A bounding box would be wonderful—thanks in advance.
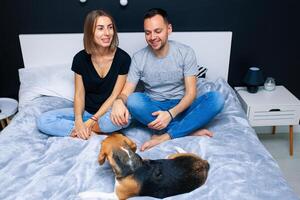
[98,146,107,165]
[124,137,137,152]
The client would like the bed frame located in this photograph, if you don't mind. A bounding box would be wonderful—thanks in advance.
[19,32,232,81]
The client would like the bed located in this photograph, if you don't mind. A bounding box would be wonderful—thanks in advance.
[0,32,298,200]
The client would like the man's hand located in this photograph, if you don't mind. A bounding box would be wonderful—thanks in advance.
[148,110,172,130]
[111,99,129,126]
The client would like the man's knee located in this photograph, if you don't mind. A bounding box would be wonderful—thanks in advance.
[208,91,225,113]
[127,92,146,112]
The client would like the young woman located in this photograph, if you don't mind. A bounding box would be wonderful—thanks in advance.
[37,10,131,140]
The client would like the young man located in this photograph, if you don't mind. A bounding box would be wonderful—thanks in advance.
[110,8,224,151]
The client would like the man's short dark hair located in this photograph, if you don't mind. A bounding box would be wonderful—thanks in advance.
[144,8,169,24]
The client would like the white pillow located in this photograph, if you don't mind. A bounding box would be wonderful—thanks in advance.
[18,64,74,109]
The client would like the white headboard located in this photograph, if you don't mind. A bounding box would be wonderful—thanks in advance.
[19,32,232,81]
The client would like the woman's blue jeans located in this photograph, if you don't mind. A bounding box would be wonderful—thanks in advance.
[36,108,130,137]
[126,91,224,139]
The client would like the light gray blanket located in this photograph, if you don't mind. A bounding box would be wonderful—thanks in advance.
[0,78,298,200]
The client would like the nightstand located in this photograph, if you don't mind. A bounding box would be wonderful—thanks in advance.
[0,98,18,129]
[235,86,300,156]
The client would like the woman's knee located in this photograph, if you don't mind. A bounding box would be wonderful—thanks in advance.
[99,117,114,133]
[98,111,131,133]
[36,116,43,131]
[99,116,130,133]
[36,112,54,133]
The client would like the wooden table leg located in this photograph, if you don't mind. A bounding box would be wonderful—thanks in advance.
[289,125,293,156]
[272,126,276,135]
[0,119,6,129]
[6,118,11,124]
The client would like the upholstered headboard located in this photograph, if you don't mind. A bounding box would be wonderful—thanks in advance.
[19,32,232,81]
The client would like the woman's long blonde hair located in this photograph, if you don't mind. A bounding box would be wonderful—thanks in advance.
[83,10,119,54]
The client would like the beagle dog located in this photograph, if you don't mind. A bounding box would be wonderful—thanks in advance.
[96,133,210,200]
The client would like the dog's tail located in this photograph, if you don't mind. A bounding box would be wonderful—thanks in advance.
[78,191,118,200]
[174,146,187,154]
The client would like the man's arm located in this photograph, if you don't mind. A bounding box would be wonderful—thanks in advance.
[141,76,197,151]
[110,81,137,126]
[148,76,197,130]
[169,75,197,117]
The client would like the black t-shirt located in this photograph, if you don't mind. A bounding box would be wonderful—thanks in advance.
[71,48,131,114]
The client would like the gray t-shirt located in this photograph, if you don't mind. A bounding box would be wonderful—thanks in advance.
[127,40,198,101]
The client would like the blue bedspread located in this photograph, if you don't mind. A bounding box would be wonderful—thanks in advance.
[0,78,298,200]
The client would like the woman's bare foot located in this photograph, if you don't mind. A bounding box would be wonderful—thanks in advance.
[190,129,213,137]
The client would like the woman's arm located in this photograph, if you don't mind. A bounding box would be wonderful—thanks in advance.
[86,74,128,133]
[73,73,91,139]
[74,73,85,123]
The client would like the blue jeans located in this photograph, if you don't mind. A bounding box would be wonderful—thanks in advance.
[36,108,130,137]
[126,91,224,139]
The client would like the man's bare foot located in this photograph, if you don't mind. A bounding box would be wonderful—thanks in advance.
[190,129,213,137]
[141,133,171,151]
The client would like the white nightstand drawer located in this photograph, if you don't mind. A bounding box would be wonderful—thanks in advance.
[248,105,300,126]
[235,85,300,156]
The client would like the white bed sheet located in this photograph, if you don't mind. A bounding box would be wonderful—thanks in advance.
[0,78,298,200]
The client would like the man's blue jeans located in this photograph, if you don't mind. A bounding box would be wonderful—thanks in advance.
[36,108,130,137]
[126,91,224,139]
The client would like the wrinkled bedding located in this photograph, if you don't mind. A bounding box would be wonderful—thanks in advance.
[0,78,298,200]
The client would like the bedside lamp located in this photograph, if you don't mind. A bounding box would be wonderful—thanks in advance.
[243,67,264,93]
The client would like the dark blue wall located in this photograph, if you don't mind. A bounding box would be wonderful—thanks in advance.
[0,0,299,99]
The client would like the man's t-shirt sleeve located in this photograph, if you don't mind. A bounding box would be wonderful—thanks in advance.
[183,47,198,76]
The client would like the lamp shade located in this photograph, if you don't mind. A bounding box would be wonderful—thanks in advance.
[243,67,264,93]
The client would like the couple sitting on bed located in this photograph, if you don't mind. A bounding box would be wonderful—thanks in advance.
[37,8,224,151]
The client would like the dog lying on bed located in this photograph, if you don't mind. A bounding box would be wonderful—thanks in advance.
[91,133,210,200]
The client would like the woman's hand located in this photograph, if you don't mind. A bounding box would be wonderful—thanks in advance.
[73,119,92,140]
[148,111,172,130]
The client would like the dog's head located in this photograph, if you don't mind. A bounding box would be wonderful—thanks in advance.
[98,133,137,165]
[98,133,143,178]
